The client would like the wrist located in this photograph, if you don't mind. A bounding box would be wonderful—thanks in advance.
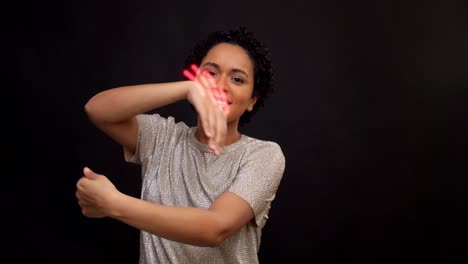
[107,191,127,218]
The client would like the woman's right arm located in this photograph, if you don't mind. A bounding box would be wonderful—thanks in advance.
[84,81,192,155]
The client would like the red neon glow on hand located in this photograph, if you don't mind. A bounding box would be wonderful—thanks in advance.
[182,64,229,114]
[183,64,200,81]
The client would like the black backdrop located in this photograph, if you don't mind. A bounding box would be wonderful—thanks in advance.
[8,0,468,263]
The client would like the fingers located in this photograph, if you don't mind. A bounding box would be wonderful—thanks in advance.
[183,69,195,81]
[183,64,228,155]
[197,100,226,155]
[183,64,200,81]
[183,64,226,109]
[209,112,227,155]
[83,167,99,180]
[201,87,227,155]
[76,181,105,218]
[183,64,199,81]
[76,183,92,203]
[76,188,92,216]
[199,102,214,138]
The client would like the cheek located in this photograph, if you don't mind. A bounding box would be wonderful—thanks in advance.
[234,86,254,101]
[234,95,254,107]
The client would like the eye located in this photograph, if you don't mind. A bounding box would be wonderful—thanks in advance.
[208,71,217,77]
[232,77,244,84]
[201,69,217,78]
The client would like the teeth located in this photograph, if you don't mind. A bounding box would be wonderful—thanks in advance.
[216,100,227,106]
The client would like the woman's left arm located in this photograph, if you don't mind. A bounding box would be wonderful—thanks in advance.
[76,167,254,247]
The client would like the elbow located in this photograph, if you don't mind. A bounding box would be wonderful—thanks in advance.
[203,236,223,248]
[84,98,95,119]
[84,97,105,124]
[203,223,231,248]
[205,234,224,248]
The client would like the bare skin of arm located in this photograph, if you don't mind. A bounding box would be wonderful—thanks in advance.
[79,77,252,246]
[84,79,227,155]
[76,167,254,247]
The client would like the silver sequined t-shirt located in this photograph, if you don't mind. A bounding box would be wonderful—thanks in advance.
[125,114,286,264]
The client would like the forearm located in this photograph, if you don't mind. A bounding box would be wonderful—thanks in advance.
[111,194,226,247]
[84,81,192,123]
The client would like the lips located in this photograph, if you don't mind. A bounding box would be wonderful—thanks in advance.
[213,96,232,106]
[215,99,229,108]
[216,100,226,107]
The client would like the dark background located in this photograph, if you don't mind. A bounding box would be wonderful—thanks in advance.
[7,0,468,263]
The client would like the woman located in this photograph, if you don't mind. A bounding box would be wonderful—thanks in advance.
[76,27,286,264]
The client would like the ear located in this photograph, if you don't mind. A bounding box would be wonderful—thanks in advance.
[246,96,258,112]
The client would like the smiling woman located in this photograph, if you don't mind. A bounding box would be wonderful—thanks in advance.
[76,27,285,264]
[190,42,260,149]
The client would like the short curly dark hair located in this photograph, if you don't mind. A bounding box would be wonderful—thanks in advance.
[182,26,275,127]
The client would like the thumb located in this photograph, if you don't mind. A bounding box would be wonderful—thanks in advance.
[83,167,99,179]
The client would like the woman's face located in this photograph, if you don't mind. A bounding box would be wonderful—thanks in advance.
[199,42,257,126]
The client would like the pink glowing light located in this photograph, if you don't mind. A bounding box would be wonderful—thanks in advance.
[182,64,229,114]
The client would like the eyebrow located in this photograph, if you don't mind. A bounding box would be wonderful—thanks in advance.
[201,62,250,78]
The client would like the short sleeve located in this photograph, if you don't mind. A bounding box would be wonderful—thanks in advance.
[228,142,286,228]
[124,114,170,164]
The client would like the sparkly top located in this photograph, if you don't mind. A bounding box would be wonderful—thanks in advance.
[125,114,285,264]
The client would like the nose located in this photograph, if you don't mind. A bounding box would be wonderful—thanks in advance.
[216,75,230,93]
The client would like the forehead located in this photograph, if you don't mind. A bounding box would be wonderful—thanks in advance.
[201,43,254,75]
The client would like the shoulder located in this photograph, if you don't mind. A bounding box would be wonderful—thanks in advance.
[243,135,283,152]
[242,136,285,163]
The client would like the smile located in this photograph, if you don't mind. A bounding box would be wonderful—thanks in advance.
[215,99,228,107]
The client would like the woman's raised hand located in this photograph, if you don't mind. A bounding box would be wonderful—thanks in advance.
[184,64,229,155]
